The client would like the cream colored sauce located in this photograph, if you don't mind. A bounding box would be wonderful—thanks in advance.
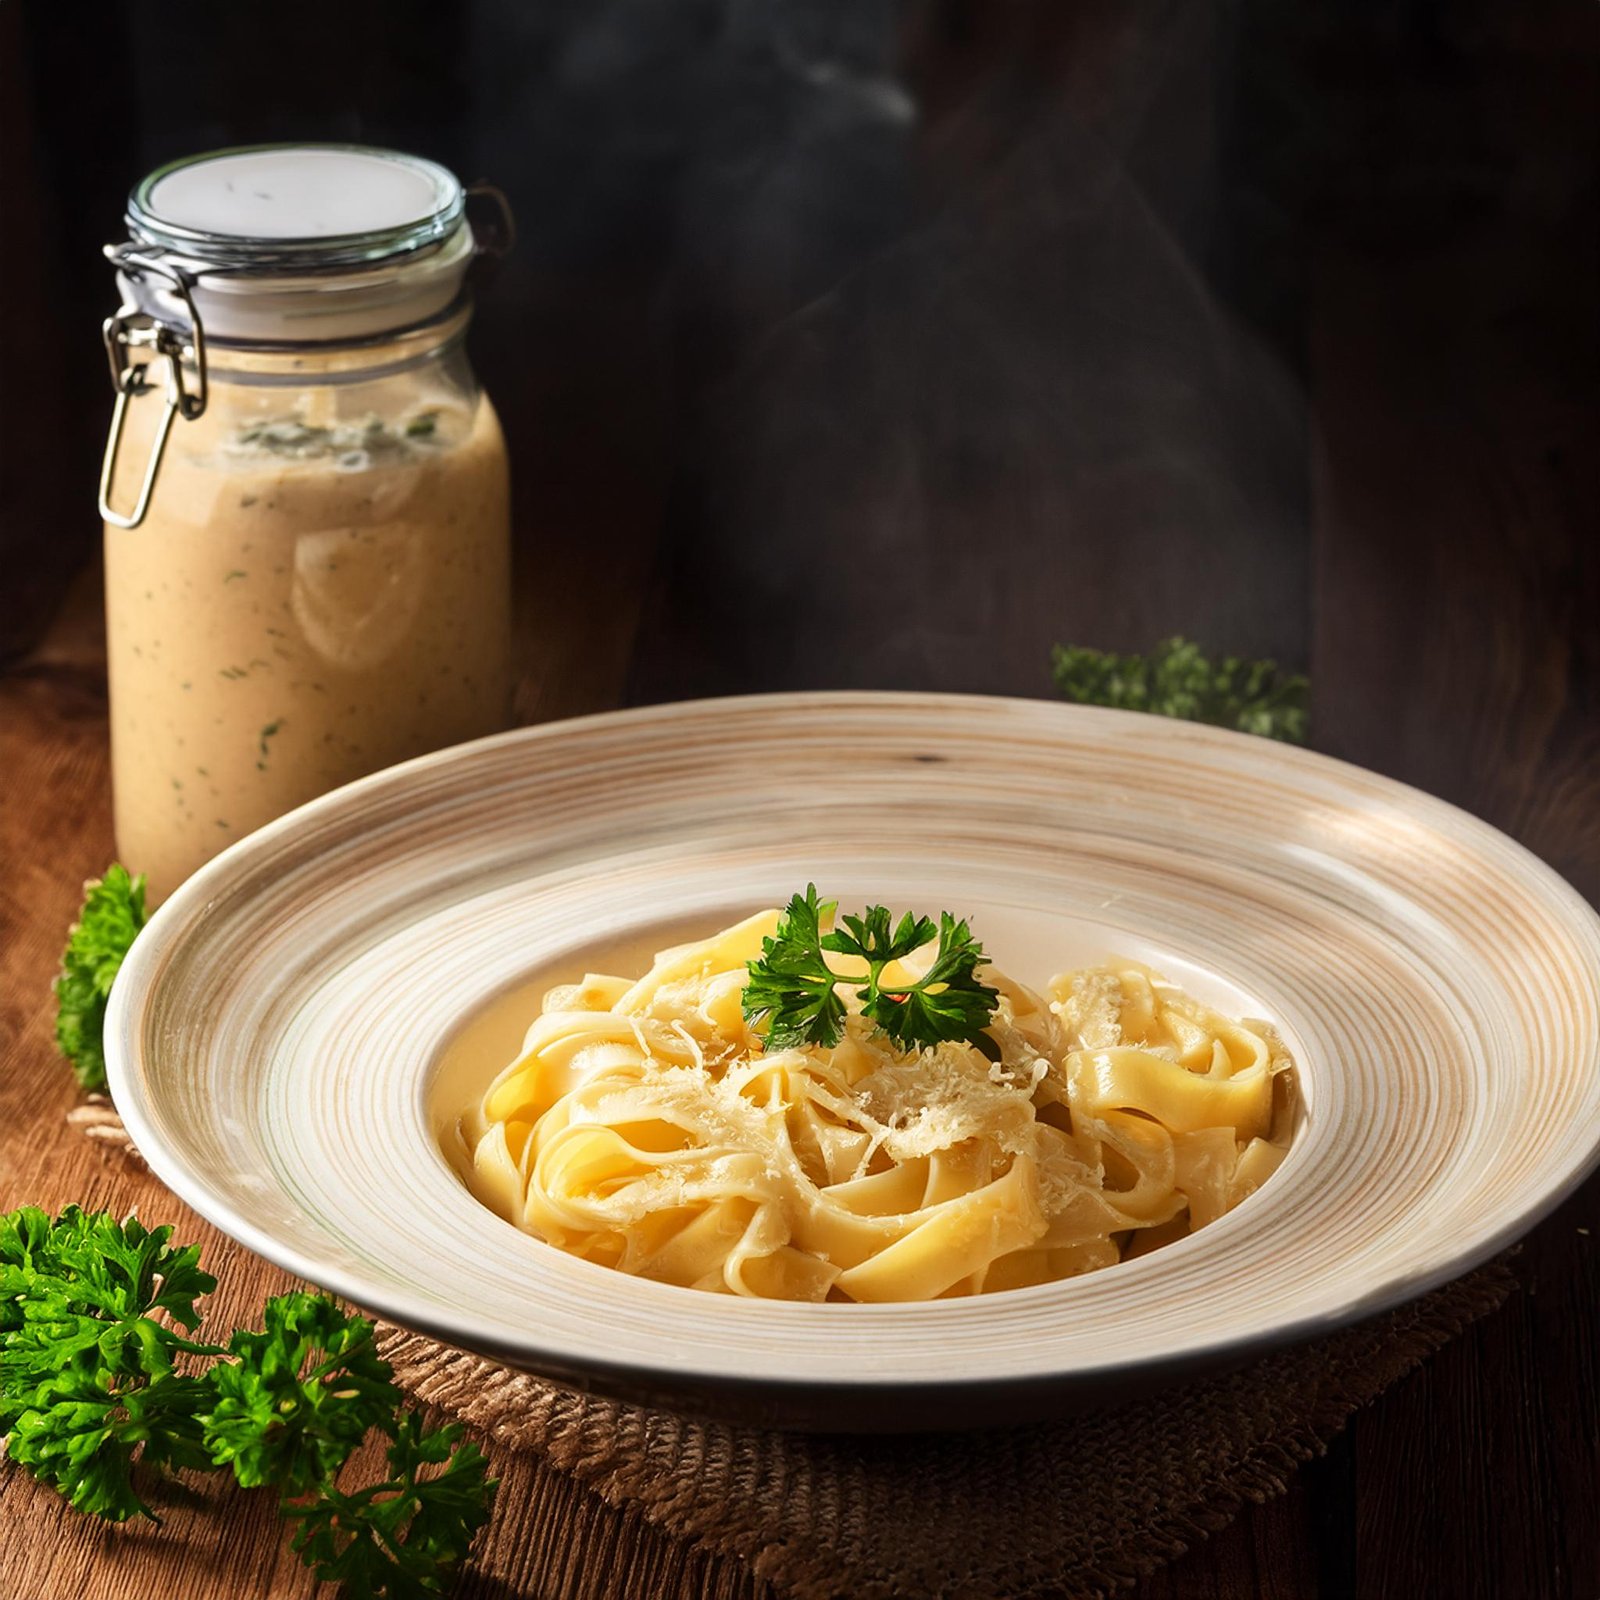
[105,396,511,900]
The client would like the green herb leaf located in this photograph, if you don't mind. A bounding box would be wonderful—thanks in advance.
[849,913,1000,1052]
[741,886,849,1049]
[825,906,936,971]
[202,1292,401,1496]
[743,889,999,1053]
[0,1207,220,1520]
[5,1362,216,1521]
[285,1412,496,1599]
[2,1205,495,1588]
[1050,636,1309,743]
[53,865,149,1092]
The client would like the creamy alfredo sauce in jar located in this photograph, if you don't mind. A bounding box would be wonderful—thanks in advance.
[100,147,512,899]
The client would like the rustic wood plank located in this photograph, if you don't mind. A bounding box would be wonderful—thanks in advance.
[1133,1478,1319,1600]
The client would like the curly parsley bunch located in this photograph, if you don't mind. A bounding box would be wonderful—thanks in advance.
[1,1207,494,1598]
[1051,635,1309,743]
[53,866,149,1093]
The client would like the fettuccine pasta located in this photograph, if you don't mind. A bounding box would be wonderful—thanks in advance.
[459,910,1297,1302]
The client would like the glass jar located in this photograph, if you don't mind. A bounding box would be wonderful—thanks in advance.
[99,146,513,901]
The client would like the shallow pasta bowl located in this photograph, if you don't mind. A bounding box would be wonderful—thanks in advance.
[104,692,1600,1430]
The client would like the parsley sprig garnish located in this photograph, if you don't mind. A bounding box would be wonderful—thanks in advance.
[742,886,999,1054]
[1051,635,1309,743]
[0,1206,220,1521]
[1,1207,494,1597]
[287,1411,492,1598]
[202,1290,402,1496]
[740,885,849,1049]
[53,865,149,1093]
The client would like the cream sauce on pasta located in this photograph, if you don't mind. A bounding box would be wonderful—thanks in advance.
[452,911,1297,1302]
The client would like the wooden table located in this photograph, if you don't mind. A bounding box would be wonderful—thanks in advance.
[3,95,1598,1600]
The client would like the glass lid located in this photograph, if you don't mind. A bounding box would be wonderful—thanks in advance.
[126,144,467,272]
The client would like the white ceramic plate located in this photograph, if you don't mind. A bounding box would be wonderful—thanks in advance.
[106,693,1600,1430]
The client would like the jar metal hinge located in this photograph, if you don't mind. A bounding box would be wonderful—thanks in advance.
[98,246,209,529]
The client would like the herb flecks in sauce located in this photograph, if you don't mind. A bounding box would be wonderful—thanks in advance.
[256,721,284,773]
[231,411,447,465]
[107,399,510,899]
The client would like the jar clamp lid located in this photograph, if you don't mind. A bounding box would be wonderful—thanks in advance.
[100,144,512,528]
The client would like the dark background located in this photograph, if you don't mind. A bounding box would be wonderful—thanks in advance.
[9,0,1587,701]
[2,3,1597,1597]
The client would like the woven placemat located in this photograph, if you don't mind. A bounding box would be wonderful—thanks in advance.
[66,1104,1513,1595]
[374,1263,1513,1600]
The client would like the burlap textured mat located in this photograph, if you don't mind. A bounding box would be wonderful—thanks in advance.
[374,1262,1513,1600]
[66,1107,1513,1594]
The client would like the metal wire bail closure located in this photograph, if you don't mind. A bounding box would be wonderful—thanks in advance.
[465,183,516,256]
[98,245,208,529]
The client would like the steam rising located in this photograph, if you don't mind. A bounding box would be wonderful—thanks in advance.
[468,2,1306,697]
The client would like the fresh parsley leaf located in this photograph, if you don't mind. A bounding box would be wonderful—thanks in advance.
[1,1206,496,1590]
[202,1292,401,1496]
[0,1207,220,1520]
[826,906,935,970]
[1050,636,1309,744]
[741,886,848,1049]
[826,910,999,1052]
[0,1206,216,1388]
[742,889,999,1053]
[5,1361,215,1521]
[285,1411,496,1599]
[54,864,149,1092]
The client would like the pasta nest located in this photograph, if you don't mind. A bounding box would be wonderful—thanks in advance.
[458,911,1296,1302]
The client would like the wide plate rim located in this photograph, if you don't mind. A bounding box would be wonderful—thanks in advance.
[105,690,1600,1417]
